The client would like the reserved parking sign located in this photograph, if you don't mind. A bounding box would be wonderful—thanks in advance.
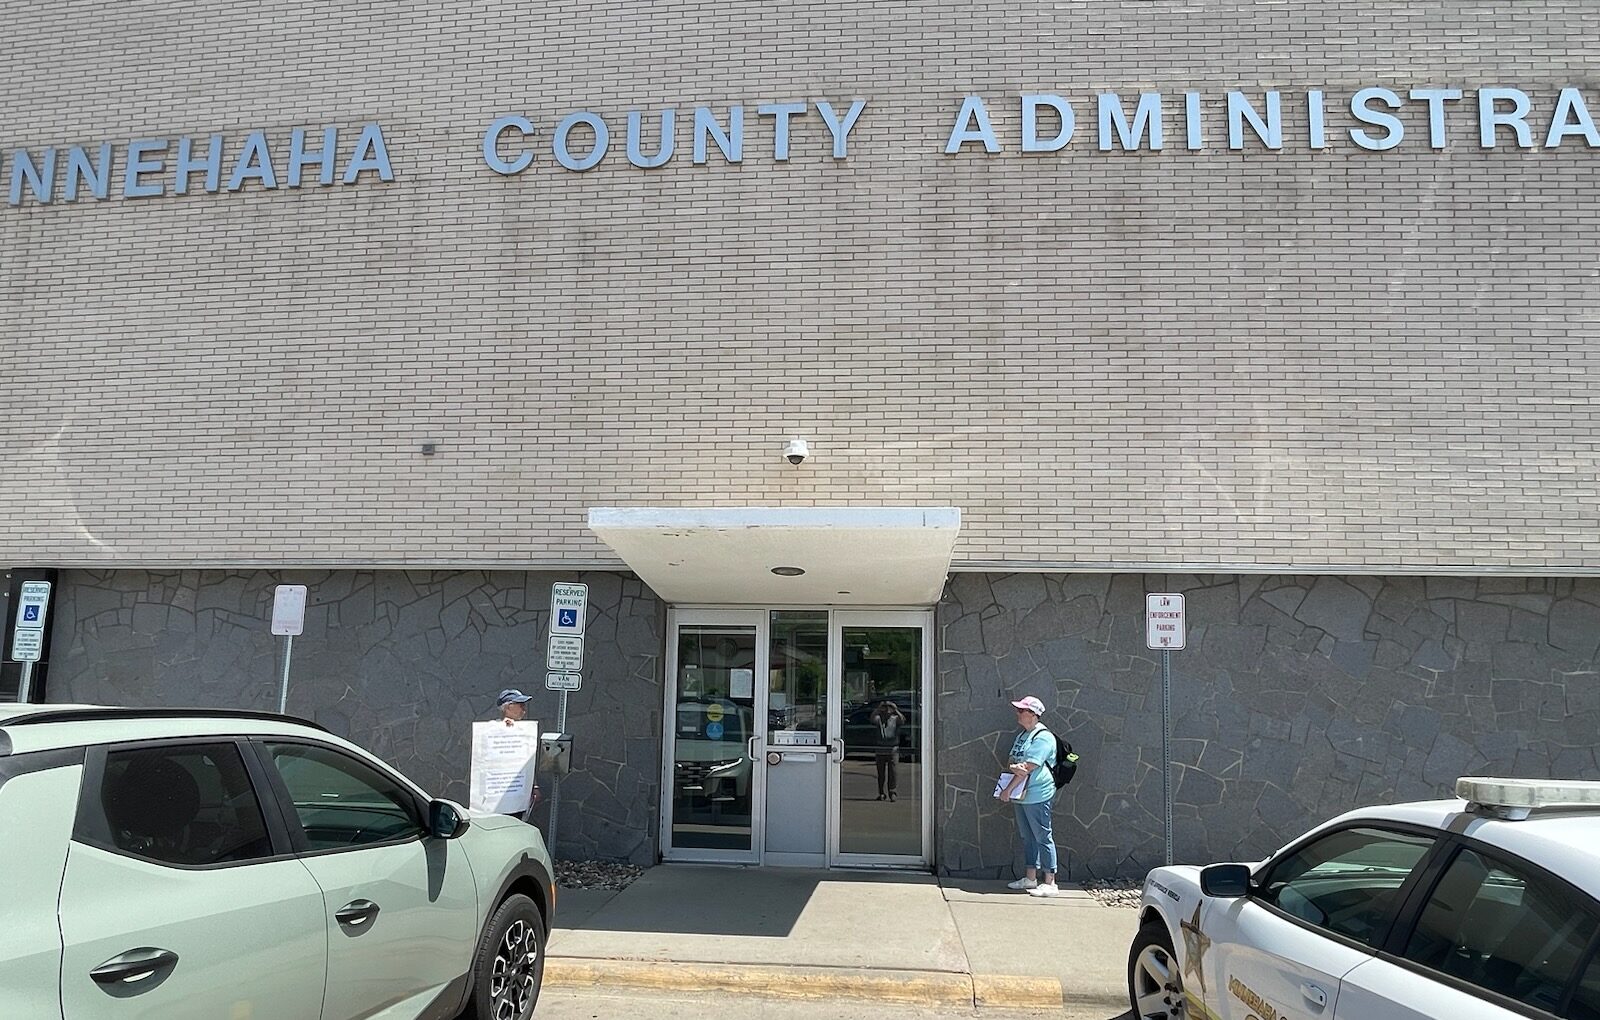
[550,583,587,636]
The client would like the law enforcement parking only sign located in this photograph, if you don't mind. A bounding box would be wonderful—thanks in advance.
[1146,593,1186,650]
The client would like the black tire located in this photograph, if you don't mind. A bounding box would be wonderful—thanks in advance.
[1127,919,1188,1020]
[467,893,545,1020]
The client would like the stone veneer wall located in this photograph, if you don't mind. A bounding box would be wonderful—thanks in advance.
[46,566,1600,875]
[936,572,1600,879]
[47,569,664,864]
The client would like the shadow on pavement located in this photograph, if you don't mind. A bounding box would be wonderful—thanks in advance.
[570,865,938,937]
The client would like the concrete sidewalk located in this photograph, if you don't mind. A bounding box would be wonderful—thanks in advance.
[544,866,1139,1013]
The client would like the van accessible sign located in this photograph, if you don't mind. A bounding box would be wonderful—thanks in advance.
[7,85,1597,207]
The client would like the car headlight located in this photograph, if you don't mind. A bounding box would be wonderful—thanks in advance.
[708,758,745,775]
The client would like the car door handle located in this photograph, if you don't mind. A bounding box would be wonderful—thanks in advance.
[1301,982,1328,1009]
[335,899,381,930]
[90,947,179,986]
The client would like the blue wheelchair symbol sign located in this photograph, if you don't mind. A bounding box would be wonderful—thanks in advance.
[705,721,725,741]
[22,605,40,622]
[558,608,578,628]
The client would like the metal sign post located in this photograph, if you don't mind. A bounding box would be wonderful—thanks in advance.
[11,581,51,703]
[1162,649,1172,867]
[547,690,568,848]
[272,585,308,713]
[278,640,295,714]
[1146,593,1186,867]
[544,582,587,854]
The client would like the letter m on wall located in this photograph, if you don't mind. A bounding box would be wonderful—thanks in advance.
[1098,93,1164,151]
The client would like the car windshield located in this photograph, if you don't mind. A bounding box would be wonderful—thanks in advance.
[1258,826,1436,947]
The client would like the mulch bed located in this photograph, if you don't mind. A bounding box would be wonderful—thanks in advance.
[1082,877,1143,908]
[554,859,646,891]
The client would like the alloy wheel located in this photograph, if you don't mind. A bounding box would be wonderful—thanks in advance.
[1132,943,1188,1019]
[489,918,539,1020]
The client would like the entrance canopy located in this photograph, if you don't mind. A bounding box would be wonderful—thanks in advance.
[586,507,961,606]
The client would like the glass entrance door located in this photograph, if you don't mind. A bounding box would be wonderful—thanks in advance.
[661,610,766,862]
[828,611,931,867]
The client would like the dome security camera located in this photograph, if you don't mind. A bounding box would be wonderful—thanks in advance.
[784,438,809,466]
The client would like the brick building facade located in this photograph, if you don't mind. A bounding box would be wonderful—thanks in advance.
[4,2,1598,876]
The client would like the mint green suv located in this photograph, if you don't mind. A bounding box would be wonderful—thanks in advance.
[0,705,554,1020]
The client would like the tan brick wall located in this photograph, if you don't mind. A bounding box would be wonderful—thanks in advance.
[2,2,1597,572]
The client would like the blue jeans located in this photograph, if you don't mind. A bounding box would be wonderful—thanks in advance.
[1014,800,1057,875]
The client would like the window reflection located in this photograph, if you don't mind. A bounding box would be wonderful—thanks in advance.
[670,626,757,851]
[768,611,827,746]
[838,626,923,857]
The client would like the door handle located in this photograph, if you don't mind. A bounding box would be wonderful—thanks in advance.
[335,899,381,930]
[1300,982,1328,1009]
[90,947,179,986]
[747,735,758,762]
[829,738,844,762]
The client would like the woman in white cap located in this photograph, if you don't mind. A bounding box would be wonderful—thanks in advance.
[1000,695,1059,897]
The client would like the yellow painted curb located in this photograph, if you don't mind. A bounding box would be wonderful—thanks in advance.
[972,974,1130,1013]
[972,974,1065,1008]
[544,957,974,1007]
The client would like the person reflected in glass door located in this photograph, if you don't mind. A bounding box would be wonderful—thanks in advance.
[871,700,905,801]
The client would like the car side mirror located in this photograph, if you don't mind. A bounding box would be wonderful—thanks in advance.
[429,799,469,839]
[1200,863,1252,898]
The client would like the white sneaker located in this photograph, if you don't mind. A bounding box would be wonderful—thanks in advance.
[1028,883,1060,898]
[1006,877,1038,890]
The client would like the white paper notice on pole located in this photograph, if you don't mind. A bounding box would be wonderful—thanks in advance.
[469,720,541,815]
[272,585,308,637]
[1146,593,1186,650]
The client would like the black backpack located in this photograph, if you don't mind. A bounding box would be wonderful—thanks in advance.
[1047,732,1079,789]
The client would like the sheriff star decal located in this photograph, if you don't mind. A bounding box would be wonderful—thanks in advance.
[1180,902,1212,994]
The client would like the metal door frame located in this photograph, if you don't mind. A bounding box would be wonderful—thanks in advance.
[658,608,769,863]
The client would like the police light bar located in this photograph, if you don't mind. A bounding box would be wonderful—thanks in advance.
[1457,777,1600,819]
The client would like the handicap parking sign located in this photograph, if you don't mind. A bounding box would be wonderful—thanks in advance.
[14,582,50,634]
[705,721,725,741]
[550,583,587,637]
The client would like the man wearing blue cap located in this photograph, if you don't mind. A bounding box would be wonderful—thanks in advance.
[493,688,541,819]
[496,687,532,725]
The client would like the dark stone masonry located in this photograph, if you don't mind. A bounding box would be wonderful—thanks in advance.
[49,568,665,865]
[935,572,1600,879]
[45,568,1600,877]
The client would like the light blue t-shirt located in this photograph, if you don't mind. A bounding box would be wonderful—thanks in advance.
[1008,725,1057,805]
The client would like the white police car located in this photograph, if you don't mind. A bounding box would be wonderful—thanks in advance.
[1130,778,1600,1020]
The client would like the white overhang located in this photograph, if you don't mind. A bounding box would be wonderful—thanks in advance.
[587,506,962,606]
